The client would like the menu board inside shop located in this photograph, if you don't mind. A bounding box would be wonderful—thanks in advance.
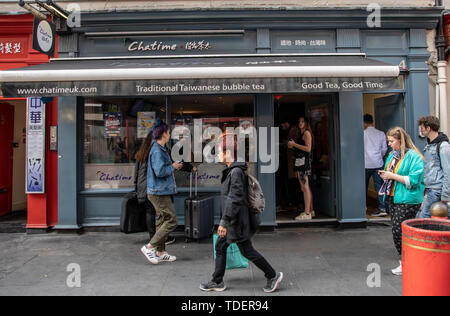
[137,112,155,139]
[26,98,46,194]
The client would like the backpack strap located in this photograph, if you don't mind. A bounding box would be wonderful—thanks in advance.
[436,141,448,170]
[228,167,250,206]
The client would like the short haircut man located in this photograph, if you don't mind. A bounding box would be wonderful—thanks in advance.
[364,114,374,125]
[364,113,388,216]
[417,116,450,219]
[418,116,440,133]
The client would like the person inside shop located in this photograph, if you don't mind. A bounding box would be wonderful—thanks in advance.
[276,117,291,211]
[286,118,302,211]
[200,133,283,293]
[417,116,450,219]
[288,117,314,220]
[379,127,425,276]
[114,140,129,163]
[140,119,191,264]
[364,114,388,217]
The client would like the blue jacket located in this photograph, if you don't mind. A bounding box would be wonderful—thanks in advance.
[423,133,450,201]
[147,142,177,196]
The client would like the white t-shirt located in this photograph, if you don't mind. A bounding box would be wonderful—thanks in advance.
[364,126,388,169]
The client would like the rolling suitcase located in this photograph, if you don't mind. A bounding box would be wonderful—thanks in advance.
[185,171,215,241]
[120,191,147,234]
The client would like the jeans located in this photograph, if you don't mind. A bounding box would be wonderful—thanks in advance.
[148,195,178,253]
[365,168,386,211]
[417,188,442,219]
[212,237,276,284]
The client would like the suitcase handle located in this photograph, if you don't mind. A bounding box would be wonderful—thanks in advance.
[189,171,198,198]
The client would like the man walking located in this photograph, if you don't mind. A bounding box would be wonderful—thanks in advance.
[417,116,450,219]
[364,114,388,216]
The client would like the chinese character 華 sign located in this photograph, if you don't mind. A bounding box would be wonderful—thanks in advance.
[26,98,46,194]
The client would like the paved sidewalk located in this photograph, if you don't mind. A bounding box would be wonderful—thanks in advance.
[0,225,402,296]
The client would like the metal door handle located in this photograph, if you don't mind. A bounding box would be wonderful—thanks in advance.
[0,188,7,193]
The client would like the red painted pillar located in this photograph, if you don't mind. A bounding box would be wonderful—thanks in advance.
[46,98,58,227]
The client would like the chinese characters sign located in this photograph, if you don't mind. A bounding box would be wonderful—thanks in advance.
[280,39,327,48]
[26,98,46,194]
[0,39,26,59]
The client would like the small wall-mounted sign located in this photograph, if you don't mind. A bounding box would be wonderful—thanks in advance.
[50,125,57,151]
[32,18,56,57]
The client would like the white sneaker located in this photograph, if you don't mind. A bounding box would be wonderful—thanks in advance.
[141,246,158,264]
[392,261,402,276]
[155,252,177,264]
[295,213,312,220]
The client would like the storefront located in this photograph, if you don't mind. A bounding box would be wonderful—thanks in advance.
[0,14,57,229]
[0,8,440,230]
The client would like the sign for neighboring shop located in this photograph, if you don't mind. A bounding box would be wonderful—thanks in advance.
[0,38,27,59]
[26,98,46,194]
[32,18,56,57]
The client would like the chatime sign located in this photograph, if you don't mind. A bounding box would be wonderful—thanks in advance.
[128,40,212,52]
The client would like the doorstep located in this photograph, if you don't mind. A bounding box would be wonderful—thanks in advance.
[0,211,27,233]
[276,218,340,228]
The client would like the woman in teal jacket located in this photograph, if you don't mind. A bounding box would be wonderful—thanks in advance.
[379,127,425,277]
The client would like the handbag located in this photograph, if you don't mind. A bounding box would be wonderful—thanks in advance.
[213,234,249,270]
[293,150,309,171]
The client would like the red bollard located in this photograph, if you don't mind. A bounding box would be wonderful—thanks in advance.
[402,219,450,296]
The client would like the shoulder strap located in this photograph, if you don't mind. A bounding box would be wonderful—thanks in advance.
[228,167,249,192]
[436,141,448,170]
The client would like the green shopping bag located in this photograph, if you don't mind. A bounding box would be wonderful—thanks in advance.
[213,234,249,270]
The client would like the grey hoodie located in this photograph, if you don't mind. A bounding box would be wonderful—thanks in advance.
[423,133,450,201]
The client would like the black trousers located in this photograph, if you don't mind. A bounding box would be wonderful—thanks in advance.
[143,199,156,240]
[388,197,421,256]
[212,237,276,284]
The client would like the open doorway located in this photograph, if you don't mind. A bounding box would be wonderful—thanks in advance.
[0,99,27,230]
[363,93,405,221]
[274,94,336,223]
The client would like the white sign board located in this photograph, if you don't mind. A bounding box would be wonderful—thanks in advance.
[26,98,46,194]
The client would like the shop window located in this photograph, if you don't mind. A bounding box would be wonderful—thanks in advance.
[83,97,166,190]
[170,95,255,188]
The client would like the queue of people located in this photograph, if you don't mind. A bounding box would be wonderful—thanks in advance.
[131,113,449,288]
[364,115,449,276]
